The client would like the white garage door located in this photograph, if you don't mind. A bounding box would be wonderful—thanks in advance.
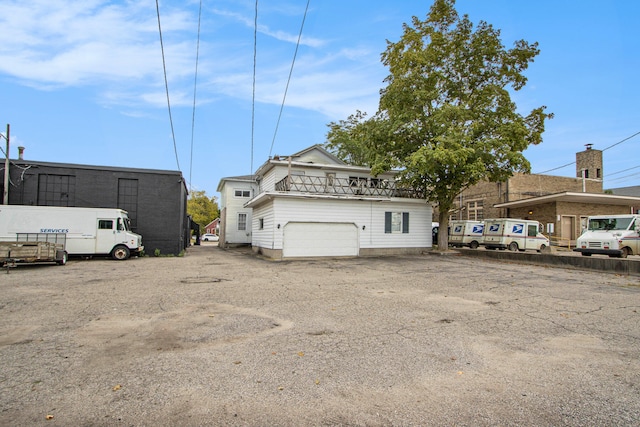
[283,222,359,258]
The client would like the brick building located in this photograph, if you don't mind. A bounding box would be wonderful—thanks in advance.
[1,158,190,255]
[446,145,640,246]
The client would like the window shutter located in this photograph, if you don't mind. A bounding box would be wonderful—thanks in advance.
[385,212,391,233]
[402,212,409,233]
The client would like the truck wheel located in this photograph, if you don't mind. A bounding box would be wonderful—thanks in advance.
[469,241,479,249]
[508,242,519,252]
[56,251,68,266]
[538,244,547,253]
[111,245,131,261]
[620,247,630,259]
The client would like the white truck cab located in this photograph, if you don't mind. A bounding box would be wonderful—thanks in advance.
[449,220,484,249]
[0,205,144,260]
[574,214,640,258]
[482,218,549,252]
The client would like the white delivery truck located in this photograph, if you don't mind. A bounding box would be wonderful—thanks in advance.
[448,220,484,249]
[0,205,143,260]
[482,218,549,252]
[574,214,640,258]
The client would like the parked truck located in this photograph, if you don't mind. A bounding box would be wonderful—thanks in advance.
[574,214,640,258]
[482,218,549,252]
[0,205,143,261]
[448,220,484,249]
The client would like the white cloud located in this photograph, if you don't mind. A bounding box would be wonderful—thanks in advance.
[210,7,325,48]
[0,0,384,120]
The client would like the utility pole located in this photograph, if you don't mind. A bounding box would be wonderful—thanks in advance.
[2,123,9,205]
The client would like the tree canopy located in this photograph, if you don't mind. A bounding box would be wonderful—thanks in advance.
[326,0,552,249]
[187,190,219,231]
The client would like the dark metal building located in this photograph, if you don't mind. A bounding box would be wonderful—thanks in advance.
[1,159,190,256]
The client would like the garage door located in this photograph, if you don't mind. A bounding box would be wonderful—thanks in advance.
[283,222,358,258]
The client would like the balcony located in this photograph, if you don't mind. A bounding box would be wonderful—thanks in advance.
[274,175,424,199]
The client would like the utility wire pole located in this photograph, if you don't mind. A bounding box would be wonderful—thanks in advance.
[2,123,9,205]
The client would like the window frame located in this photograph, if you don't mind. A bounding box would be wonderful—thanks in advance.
[384,211,409,234]
[238,213,248,231]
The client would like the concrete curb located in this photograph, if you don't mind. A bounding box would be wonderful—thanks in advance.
[454,248,640,276]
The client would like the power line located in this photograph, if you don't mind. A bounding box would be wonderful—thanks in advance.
[534,161,574,175]
[189,0,203,194]
[251,0,258,176]
[605,171,640,183]
[602,130,640,152]
[155,0,181,172]
[534,129,640,175]
[268,0,311,158]
[606,164,640,177]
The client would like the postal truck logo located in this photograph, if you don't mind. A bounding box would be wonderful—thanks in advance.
[454,225,463,233]
[512,224,524,234]
[489,224,500,232]
[472,225,484,233]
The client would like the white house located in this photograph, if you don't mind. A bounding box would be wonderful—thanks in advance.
[216,175,258,247]
[220,144,432,259]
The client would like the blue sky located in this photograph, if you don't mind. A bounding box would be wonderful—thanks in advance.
[1,0,639,199]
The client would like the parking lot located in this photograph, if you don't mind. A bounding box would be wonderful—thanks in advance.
[1,245,639,426]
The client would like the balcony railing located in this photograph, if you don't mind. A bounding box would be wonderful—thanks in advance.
[274,175,424,199]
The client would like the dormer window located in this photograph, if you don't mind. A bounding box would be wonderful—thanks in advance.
[234,190,251,198]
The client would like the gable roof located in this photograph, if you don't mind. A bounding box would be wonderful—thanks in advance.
[284,144,346,165]
[216,175,257,192]
[254,144,389,177]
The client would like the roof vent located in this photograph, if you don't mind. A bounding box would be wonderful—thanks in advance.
[585,143,593,150]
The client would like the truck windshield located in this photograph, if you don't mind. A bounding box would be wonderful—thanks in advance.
[117,217,131,231]
[588,217,633,231]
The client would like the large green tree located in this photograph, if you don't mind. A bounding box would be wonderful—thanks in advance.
[326,0,552,250]
[187,190,219,232]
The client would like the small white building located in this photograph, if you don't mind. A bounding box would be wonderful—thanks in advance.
[216,175,258,247]
[217,145,432,259]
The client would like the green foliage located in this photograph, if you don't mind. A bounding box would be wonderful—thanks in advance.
[154,248,161,257]
[325,0,552,249]
[187,190,219,230]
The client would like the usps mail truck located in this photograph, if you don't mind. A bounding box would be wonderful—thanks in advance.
[482,218,549,252]
[574,214,640,258]
[448,220,484,249]
[0,205,143,260]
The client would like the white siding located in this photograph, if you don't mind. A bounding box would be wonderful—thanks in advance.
[257,197,431,252]
[252,203,275,250]
[222,182,257,244]
[259,170,277,192]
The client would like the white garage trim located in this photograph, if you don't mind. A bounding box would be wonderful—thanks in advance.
[283,222,358,258]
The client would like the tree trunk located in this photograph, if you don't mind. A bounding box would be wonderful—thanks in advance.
[438,210,449,251]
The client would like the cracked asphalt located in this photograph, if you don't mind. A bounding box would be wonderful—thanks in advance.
[1,244,639,426]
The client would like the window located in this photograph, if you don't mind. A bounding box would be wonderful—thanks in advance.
[384,212,409,234]
[259,218,264,230]
[118,178,138,229]
[234,189,251,198]
[527,224,537,237]
[38,174,76,206]
[238,213,247,231]
[467,200,484,221]
[98,220,113,230]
